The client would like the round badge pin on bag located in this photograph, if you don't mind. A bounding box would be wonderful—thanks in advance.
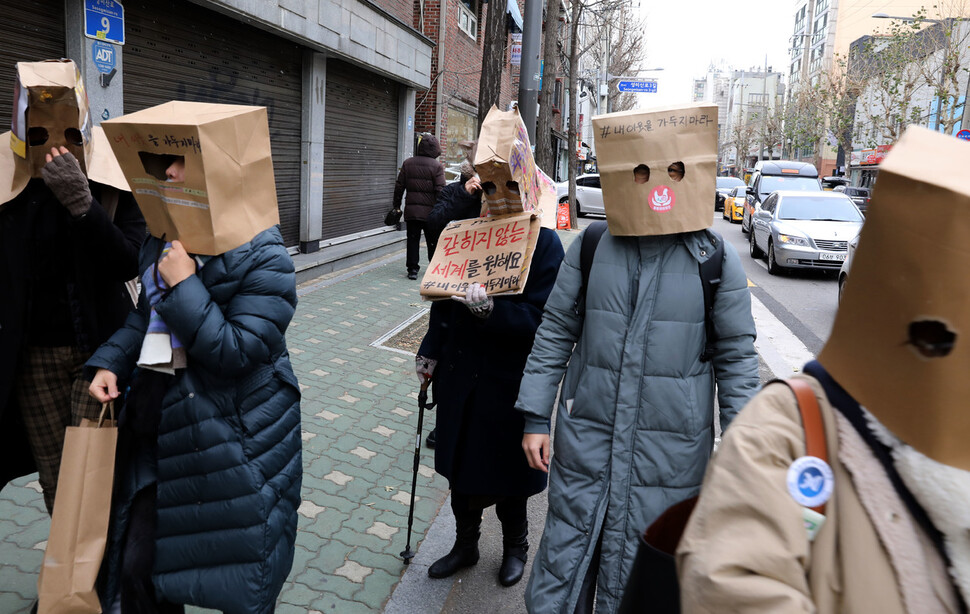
[787,456,833,541]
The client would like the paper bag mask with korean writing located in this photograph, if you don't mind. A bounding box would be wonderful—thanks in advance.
[10,60,92,179]
[818,126,970,471]
[102,101,279,255]
[592,104,717,236]
[474,106,541,216]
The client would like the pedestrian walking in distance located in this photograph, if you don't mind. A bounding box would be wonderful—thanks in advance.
[394,132,445,279]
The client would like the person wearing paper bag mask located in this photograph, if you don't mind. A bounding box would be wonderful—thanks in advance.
[514,105,759,613]
[416,113,565,588]
[677,125,970,614]
[0,60,145,514]
[85,102,301,614]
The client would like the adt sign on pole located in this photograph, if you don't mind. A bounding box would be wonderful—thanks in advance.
[84,0,125,46]
[616,80,658,94]
[956,129,970,141]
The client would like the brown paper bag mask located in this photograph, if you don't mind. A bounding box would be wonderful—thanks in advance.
[11,60,92,178]
[592,104,717,236]
[474,106,541,216]
[101,101,279,255]
[818,126,970,471]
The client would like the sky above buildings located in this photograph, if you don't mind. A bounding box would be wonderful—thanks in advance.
[635,0,796,108]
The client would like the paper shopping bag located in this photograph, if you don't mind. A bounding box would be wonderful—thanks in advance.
[38,403,118,614]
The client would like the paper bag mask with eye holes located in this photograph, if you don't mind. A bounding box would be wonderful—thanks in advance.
[474,106,542,217]
[101,101,279,256]
[592,104,717,236]
[818,126,970,471]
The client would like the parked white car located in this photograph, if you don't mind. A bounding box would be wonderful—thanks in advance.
[555,174,605,216]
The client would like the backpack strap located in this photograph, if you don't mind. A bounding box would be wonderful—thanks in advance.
[698,231,724,362]
[775,378,829,515]
[575,220,609,315]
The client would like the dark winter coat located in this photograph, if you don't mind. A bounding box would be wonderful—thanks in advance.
[418,227,564,496]
[86,226,302,614]
[0,179,144,487]
[394,134,445,222]
[426,177,482,252]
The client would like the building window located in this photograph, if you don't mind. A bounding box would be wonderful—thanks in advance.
[446,106,478,167]
[458,0,478,39]
[794,6,806,33]
[748,93,767,105]
[554,78,563,110]
[811,13,827,45]
[810,43,825,73]
[814,0,828,17]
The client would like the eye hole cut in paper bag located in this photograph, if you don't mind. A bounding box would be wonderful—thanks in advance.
[474,106,542,217]
[592,104,717,236]
[818,125,970,471]
[11,59,93,179]
[101,101,279,255]
[420,212,541,299]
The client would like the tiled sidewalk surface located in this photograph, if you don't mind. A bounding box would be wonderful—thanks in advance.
[0,252,452,613]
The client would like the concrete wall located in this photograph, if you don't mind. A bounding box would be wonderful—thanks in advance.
[196,0,434,89]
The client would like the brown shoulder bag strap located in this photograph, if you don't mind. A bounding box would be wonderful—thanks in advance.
[777,378,828,515]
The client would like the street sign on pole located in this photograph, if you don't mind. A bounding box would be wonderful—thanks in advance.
[84,0,125,46]
[956,129,970,141]
[616,80,658,93]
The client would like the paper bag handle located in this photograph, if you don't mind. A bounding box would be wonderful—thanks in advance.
[97,402,115,427]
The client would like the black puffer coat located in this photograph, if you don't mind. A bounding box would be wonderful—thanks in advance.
[426,177,482,252]
[393,134,445,222]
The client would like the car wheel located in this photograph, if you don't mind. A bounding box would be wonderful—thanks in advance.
[576,200,585,217]
[767,240,783,275]
[749,228,763,259]
[740,212,749,234]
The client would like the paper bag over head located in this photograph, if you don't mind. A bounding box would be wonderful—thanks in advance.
[818,125,970,471]
[11,60,93,179]
[102,101,279,255]
[474,106,542,217]
[592,104,717,236]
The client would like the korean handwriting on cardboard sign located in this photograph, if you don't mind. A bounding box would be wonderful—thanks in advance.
[494,220,526,246]
[429,260,469,278]
[466,252,523,279]
[112,133,148,148]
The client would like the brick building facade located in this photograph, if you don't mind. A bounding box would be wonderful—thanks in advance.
[412,0,523,169]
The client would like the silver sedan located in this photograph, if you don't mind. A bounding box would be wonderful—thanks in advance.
[748,191,864,275]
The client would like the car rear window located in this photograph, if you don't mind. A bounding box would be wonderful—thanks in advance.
[717,177,745,189]
[760,176,821,195]
[846,187,870,196]
[778,196,865,222]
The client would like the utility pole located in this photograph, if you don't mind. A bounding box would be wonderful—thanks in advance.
[518,0,542,145]
[759,55,767,161]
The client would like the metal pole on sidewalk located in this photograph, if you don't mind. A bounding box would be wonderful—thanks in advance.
[518,0,542,144]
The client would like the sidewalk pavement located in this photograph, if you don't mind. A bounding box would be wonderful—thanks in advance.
[0,229,580,614]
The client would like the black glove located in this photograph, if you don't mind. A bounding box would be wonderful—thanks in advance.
[41,152,92,217]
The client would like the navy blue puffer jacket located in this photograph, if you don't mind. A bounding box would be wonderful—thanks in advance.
[87,226,302,614]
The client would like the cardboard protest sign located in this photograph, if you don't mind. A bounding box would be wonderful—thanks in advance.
[11,60,93,178]
[102,101,279,255]
[420,212,541,298]
[592,104,717,236]
[535,166,559,229]
[474,106,542,216]
[818,125,970,471]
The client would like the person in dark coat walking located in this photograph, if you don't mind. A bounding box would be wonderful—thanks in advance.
[0,66,145,507]
[393,133,445,279]
[416,224,564,587]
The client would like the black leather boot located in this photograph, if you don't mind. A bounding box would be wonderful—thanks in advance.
[498,521,529,587]
[428,508,481,578]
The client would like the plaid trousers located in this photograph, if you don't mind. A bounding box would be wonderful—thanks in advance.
[15,345,102,514]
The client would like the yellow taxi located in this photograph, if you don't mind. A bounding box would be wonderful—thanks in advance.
[722,186,746,223]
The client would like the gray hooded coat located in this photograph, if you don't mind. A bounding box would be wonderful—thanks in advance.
[515,228,759,613]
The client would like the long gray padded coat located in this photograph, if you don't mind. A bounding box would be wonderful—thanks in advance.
[86,226,302,614]
[515,228,759,614]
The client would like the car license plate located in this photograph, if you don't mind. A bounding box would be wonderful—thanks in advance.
[819,253,845,262]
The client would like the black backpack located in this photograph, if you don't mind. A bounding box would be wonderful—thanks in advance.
[576,221,724,362]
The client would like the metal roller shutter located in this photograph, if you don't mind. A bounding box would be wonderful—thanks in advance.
[323,58,400,240]
[0,0,65,131]
[122,0,303,247]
